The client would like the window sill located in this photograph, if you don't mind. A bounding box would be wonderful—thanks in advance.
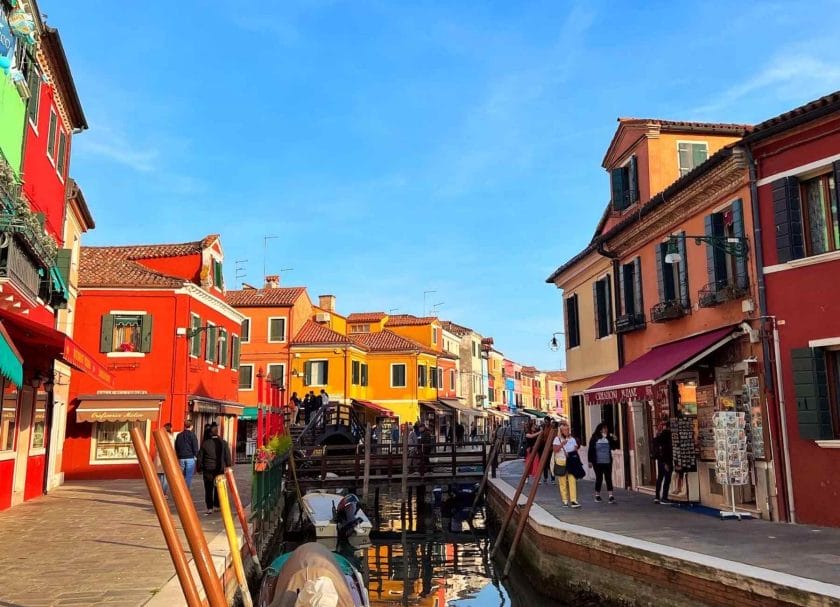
[107,352,146,358]
[29,447,46,456]
[89,458,138,465]
[815,440,840,449]
[765,249,840,274]
[0,451,16,461]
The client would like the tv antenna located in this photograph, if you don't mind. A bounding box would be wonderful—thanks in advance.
[263,235,278,279]
[234,259,248,282]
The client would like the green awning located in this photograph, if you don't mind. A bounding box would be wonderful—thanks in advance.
[0,327,23,387]
[50,265,68,296]
[521,408,548,418]
[240,406,258,421]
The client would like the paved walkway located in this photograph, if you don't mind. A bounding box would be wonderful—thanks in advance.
[0,465,252,607]
[499,460,840,587]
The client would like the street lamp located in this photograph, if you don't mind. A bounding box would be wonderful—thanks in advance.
[664,234,749,265]
[549,332,565,351]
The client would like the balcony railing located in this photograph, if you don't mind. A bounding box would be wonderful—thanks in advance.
[650,300,687,323]
[615,312,646,334]
[698,280,749,308]
[0,234,41,301]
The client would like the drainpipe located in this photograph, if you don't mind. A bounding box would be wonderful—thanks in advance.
[745,146,795,523]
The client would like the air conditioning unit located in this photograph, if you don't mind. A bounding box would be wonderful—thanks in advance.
[315,312,331,322]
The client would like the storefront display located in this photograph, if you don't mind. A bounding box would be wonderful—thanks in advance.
[745,376,765,459]
[713,410,752,519]
[94,421,137,460]
[696,385,715,460]
[670,417,698,472]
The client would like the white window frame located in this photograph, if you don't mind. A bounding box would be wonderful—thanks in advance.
[267,363,286,388]
[390,363,407,388]
[205,321,217,363]
[46,108,57,165]
[189,313,201,358]
[676,140,709,177]
[89,420,150,465]
[238,363,255,391]
[309,360,328,387]
[268,316,287,343]
[432,327,438,344]
[241,318,251,343]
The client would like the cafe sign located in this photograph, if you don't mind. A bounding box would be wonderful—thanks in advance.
[584,384,654,405]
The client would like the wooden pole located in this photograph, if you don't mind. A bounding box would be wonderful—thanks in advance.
[130,427,202,607]
[489,430,544,558]
[401,422,409,505]
[502,428,557,577]
[224,467,261,574]
[470,437,501,518]
[215,476,254,607]
[362,423,371,505]
[154,429,227,607]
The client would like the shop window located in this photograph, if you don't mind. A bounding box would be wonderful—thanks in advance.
[593,275,613,338]
[268,317,287,343]
[430,366,438,389]
[239,364,254,390]
[304,360,328,386]
[31,393,47,449]
[417,365,427,387]
[611,155,638,212]
[566,294,580,348]
[678,141,708,176]
[100,313,152,353]
[267,363,285,388]
[94,421,141,460]
[241,318,251,343]
[189,314,201,357]
[391,363,406,388]
[0,381,17,452]
[570,395,586,446]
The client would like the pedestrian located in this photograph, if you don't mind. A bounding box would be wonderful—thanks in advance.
[196,422,232,515]
[289,392,302,424]
[320,389,330,407]
[419,424,433,474]
[175,419,200,486]
[553,420,581,508]
[202,422,213,442]
[440,422,448,445]
[653,420,673,504]
[470,422,478,443]
[391,423,400,445]
[304,392,315,423]
[523,420,542,485]
[455,421,465,445]
[587,423,619,504]
[153,423,175,496]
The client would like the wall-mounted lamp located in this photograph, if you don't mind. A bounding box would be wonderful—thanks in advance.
[549,332,565,352]
[664,234,749,265]
[180,325,226,341]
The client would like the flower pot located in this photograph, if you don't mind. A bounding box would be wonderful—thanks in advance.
[254,461,267,472]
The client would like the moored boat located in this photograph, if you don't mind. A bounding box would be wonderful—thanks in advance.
[301,491,372,540]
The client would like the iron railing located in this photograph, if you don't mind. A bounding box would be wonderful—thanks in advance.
[615,312,646,333]
[698,280,749,308]
[651,300,687,323]
[0,234,40,301]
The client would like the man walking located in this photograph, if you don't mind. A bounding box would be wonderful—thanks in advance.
[175,419,200,486]
[653,420,673,505]
[197,422,232,515]
[153,423,175,496]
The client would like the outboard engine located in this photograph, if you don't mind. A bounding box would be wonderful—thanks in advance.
[335,494,362,537]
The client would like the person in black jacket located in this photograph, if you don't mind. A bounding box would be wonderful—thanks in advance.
[652,420,673,504]
[174,419,200,486]
[196,422,232,514]
[587,423,619,503]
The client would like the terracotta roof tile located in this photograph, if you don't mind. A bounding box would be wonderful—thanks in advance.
[351,330,423,352]
[441,320,471,336]
[292,320,352,345]
[747,89,840,142]
[546,370,567,382]
[385,314,437,327]
[226,287,306,307]
[79,236,214,288]
[617,117,751,134]
[347,312,387,323]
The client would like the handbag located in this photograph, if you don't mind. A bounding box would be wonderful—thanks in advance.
[552,453,567,477]
[567,452,586,480]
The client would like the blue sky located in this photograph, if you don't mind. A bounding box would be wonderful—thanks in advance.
[46,1,840,369]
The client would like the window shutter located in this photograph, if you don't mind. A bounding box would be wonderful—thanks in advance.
[633,257,643,318]
[791,348,832,440]
[731,199,749,290]
[100,314,114,352]
[617,264,626,316]
[304,361,312,386]
[55,248,72,286]
[592,281,600,337]
[323,361,329,385]
[628,155,638,204]
[705,213,726,288]
[361,364,368,387]
[692,143,707,168]
[677,232,689,307]
[206,326,216,362]
[219,329,228,365]
[772,177,804,263]
[140,315,153,353]
[605,276,613,334]
[232,336,240,369]
[611,168,626,211]
[655,243,665,303]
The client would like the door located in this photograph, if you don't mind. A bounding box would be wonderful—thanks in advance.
[12,387,34,504]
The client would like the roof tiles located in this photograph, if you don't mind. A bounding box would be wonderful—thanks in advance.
[386,314,437,327]
[347,312,387,323]
[292,320,352,345]
[226,287,306,307]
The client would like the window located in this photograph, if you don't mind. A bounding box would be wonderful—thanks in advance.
[239,364,254,390]
[56,131,67,178]
[678,142,708,176]
[703,199,749,298]
[350,324,370,334]
[94,421,139,460]
[418,365,427,387]
[230,334,240,370]
[46,110,57,160]
[205,324,217,362]
[267,363,285,388]
[352,360,361,385]
[304,360,328,386]
[31,394,45,449]
[571,395,586,446]
[241,318,251,343]
[593,275,613,338]
[432,327,438,344]
[610,155,638,211]
[360,363,368,387]
[391,363,407,388]
[472,341,478,357]
[217,328,228,366]
[618,258,643,320]
[438,367,443,389]
[656,235,689,307]
[450,369,455,390]
[488,387,495,402]
[213,259,223,289]
[792,347,840,440]
[802,174,839,256]
[1,381,17,452]
[268,317,287,342]
[189,314,202,357]
[26,68,39,125]
[100,313,152,353]
[430,366,438,388]
[566,294,580,348]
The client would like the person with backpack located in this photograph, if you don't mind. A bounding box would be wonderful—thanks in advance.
[587,423,619,503]
[174,419,200,486]
[196,422,232,515]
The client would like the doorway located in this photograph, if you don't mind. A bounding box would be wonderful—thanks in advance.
[12,387,34,505]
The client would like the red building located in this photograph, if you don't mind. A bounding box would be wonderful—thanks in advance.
[63,235,246,480]
[746,91,840,526]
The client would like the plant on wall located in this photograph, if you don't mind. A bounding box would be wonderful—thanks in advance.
[0,154,58,265]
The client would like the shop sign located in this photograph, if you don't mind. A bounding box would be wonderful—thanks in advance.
[87,410,151,422]
[0,8,15,58]
[64,340,115,386]
[585,384,653,404]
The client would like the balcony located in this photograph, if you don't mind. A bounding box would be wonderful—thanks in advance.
[698,280,749,308]
[0,234,41,301]
[615,313,646,334]
[651,300,687,323]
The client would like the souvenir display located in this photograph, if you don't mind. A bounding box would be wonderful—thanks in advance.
[670,417,697,472]
[696,385,715,460]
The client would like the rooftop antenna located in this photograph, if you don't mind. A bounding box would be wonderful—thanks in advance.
[432,302,445,315]
[263,235,278,280]
[423,290,437,317]
[234,259,248,283]
[388,308,399,315]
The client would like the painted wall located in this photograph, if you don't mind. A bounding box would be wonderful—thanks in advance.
[437,357,457,399]
[288,346,351,404]
[0,75,25,174]
[238,306,294,405]
[388,322,440,350]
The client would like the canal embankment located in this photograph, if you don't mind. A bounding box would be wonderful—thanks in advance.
[489,463,840,607]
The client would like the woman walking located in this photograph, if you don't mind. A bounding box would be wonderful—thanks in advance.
[523,420,541,484]
[587,423,619,503]
[553,420,581,508]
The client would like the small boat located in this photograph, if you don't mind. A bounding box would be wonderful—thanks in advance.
[258,542,369,607]
[301,491,372,540]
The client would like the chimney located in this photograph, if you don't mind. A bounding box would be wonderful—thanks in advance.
[264,275,280,289]
[318,294,336,313]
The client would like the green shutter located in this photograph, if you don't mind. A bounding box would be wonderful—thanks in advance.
[304,361,312,386]
[772,177,804,263]
[655,243,665,303]
[100,314,114,352]
[231,335,240,370]
[731,199,749,290]
[611,167,626,211]
[628,155,638,204]
[618,263,627,316]
[605,275,612,334]
[140,315,153,353]
[206,326,216,362]
[190,316,201,357]
[792,348,833,440]
[219,329,228,365]
[677,232,689,307]
[692,143,707,168]
[55,249,72,286]
[361,363,368,387]
[633,257,643,319]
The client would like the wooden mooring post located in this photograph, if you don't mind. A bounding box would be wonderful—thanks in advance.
[362,423,372,504]
[401,422,409,505]
[470,436,502,518]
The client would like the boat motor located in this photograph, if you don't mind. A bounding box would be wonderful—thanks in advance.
[335,494,363,537]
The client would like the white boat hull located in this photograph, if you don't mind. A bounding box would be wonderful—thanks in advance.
[302,491,371,539]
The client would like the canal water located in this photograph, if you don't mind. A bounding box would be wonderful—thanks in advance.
[276,485,599,606]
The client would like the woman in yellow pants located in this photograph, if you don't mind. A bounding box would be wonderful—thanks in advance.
[553,421,581,508]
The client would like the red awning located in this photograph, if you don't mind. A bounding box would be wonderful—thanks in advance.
[0,308,114,387]
[352,400,393,417]
[584,326,741,405]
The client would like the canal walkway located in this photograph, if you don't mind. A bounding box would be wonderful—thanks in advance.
[495,460,840,605]
[0,464,252,607]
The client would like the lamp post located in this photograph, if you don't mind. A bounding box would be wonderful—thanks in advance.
[549,332,565,351]
[664,234,749,264]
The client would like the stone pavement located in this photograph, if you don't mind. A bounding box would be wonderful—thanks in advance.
[0,465,252,607]
[499,460,840,587]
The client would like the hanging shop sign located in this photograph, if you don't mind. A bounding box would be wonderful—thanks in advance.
[585,383,653,404]
[0,7,15,61]
[670,417,698,472]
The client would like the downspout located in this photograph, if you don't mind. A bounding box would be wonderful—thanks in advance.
[745,145,795,523]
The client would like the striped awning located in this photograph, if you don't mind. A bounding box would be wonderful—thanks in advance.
[76,394,164,423]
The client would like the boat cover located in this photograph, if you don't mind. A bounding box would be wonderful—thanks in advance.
[263,543,361,607]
